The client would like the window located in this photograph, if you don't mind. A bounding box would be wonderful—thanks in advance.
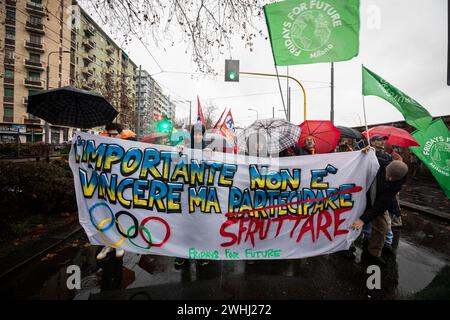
[4,88,13,97]
[29,16,42,25]
[4,106,14,118]
[28,71,40,81]
[30,34,41,44]
[5,27,15,40]
[30,53,40,62]
[4,69,14,79]
[30,0,42,4]
[5,49,14,59]
[6,10,15,21]
[29,90,39,96]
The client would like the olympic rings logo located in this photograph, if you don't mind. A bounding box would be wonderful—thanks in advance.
[88,203,171,250]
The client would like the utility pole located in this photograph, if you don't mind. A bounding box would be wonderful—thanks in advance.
[137,65,142,138]
[45,50,70,144]
[272,107,275,118]
[189,100,192,125]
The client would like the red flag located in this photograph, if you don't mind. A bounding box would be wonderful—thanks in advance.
[197,95,206,126]
[213,108,227,131]
[219,110,238,154]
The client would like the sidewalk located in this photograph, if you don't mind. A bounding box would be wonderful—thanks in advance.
[400,178,450,221]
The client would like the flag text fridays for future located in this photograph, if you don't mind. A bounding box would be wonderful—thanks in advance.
[70,132,380,260]
[263,0,360,66]
[362,66,433,131]
[410,119,450,199]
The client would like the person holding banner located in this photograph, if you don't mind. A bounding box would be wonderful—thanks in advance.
[350,160,408,266]
[96,123,127,260]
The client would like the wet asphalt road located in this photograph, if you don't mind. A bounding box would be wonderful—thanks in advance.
[1,209,449,300]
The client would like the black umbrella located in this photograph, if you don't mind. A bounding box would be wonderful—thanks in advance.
[27,86,118,129]
[337,126,363,140]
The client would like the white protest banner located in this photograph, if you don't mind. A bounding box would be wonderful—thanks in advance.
[70,132,379,260]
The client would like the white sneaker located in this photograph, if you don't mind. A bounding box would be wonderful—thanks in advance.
[115,248,125,258]
[96,246,113,260]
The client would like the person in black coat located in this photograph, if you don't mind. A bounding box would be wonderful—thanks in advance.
[350,159,408,266]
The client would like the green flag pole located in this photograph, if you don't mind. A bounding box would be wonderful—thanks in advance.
[361,64,370,145]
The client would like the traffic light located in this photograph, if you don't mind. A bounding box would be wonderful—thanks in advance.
[225,59,239,82]
[156,118,172,133]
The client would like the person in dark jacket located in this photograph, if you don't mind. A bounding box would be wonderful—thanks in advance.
[295,136,317,156]
[350,160,408,266]
[370,135,392,162]
[190,122,207,150]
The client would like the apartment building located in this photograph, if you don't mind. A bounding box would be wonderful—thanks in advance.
[1,0,72,143]
[0,0,138,143]
[70,1,137,130]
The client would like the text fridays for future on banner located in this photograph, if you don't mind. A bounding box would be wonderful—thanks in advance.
[410,119,450,199]
[264,0,360,65]
[70,133,379,260]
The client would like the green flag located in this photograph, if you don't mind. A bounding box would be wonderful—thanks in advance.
[410,118,450,199]
[362,65,433,131]
[264,0,360,66]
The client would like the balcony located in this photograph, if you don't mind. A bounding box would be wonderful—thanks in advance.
[82,39,95,51]
[24,78,44,89]
[25,40,44,52]
[3,77,14,86]
[84,24,96,37]
[26,1,45,16]
[24,116,41,124]
[82,54,94,64]
[25,21,45,34]
[6,0,16,7]
[24,59,44,71]
[82,82,93,90]
[4,38,15,47]
[23,97,28,105]
[4,58,15,66]
[5,18,15,27]
[4,96,14,104]
[82,67,94,78]
[106,46,115,55]
[105,59,113,67]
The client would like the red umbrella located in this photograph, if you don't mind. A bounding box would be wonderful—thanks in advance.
[140,132,168,143]
[298,120,341,154]
[362,126,419,147]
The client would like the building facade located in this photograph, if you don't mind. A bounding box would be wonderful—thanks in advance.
[135,69,153,136]
[0,0,138,144]
[71,1,137,131]
[1,0,72,143]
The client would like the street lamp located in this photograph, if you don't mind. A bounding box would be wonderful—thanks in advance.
[248,108,259,120]
[45,50,71,144]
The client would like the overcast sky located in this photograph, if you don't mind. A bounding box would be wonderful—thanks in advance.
[83,0,449,129]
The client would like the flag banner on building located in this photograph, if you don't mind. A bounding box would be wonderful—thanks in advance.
[219,110,238,154]
[70,132,379,260]
[362,65,433,131]
[197,95,206,126]
[264,0,360,66]
[410,118,450,199]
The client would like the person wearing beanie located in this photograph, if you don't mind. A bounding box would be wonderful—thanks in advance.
[350,160,408,266]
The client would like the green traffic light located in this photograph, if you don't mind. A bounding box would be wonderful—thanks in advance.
[229,72,236,80]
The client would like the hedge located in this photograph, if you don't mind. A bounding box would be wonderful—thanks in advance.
[0,160,77,233]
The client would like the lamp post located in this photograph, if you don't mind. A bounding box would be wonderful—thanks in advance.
[45,50,71,144]
[248,108,259,120]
